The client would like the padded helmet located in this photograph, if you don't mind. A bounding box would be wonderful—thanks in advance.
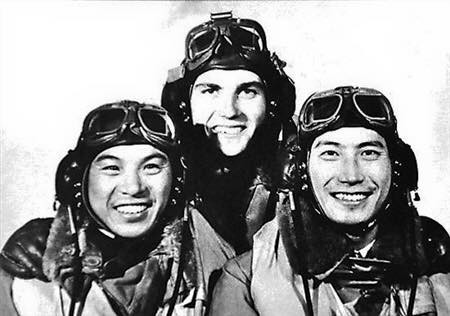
[54,101,184,233]
[161,11,296,150]
[296,86,419,215]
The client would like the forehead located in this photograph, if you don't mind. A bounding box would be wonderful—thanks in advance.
[311,127,387,148]
[193,69,262,86]
[93,144,168,161]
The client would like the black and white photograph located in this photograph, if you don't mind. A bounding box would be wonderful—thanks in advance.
[1,1,449,315]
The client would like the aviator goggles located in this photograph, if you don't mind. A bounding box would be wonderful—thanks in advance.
[299,86,396,134]
[80,102,177,147]
[184,11,268,71]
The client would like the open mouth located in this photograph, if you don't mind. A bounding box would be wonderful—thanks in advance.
[114,203,151,215]
[331,192,371,203]
[212,125,246,136]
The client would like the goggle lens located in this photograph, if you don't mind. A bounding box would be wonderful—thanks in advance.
[189,29,217,59]
[186,16,266,62]
[85,105,174,140]
[87,108,126,134]
[229,25,262,51]
[303,96,341,128]
[301,88,394,132]
[304,95,341,124]
[354,95,390,121]
[139,108,170,135]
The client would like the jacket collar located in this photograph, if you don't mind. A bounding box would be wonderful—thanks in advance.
[43,205,185,286]
[277,194,428,281]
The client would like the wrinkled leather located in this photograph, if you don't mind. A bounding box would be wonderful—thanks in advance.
[276,133,301,191]
[278,192,431,280]
[0,218,52,281]
[421,216,450,274]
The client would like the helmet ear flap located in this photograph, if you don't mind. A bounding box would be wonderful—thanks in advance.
[392,139,419,195]
[161,79,192,128]
[54,150,84,210]
[265,53,296,123]
[275,75,296,122]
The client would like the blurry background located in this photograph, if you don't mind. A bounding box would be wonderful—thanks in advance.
[1,1,449,247]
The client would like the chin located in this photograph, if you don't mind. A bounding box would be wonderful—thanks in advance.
[216,132,253,156]
[220,147,244,156]
[218,140,250,156]
[109,222,153,238]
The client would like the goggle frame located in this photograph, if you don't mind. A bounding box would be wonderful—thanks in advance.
[300,87,395,134]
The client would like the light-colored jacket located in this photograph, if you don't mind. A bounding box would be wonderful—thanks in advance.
[0,171,274,316]
[210,219,450,316]
[0,204,186,316]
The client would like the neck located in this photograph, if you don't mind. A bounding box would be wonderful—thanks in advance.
[344,223,378,251]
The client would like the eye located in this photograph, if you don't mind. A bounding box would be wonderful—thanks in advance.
[320,150,339,159]
[143,163,164,175]
[361,149,381,160]
[238,88,260,100]
[240,88,256,97]
[100,165,120,174]
[200,87,219,96]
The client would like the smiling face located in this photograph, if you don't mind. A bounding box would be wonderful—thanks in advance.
[190,69,267,156]
[87,144,172,238]
[308,127,392,225]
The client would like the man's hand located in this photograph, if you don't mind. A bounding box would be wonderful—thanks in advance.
[0,218,52,281]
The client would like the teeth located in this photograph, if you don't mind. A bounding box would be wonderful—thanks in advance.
[334,193,367,202]
[115,204,149,215]
[214,126,244,135]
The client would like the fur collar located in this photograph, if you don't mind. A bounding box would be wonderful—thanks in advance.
[43,205,185,287]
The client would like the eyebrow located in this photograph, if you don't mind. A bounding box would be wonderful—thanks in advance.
[93,154,120,163]
[143,153,169,162]
[357,141,386,149]
[313,141,340,149]
[193,80,265,91]
[313,140,387,149]
[237,81,265,91]
[93,153,169,163]
[193,82,221,90]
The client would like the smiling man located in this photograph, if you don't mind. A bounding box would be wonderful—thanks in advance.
[157,12,296,311]
[189,69,267,157]
[210,86,450,316]
[308,127,392,226]
[0,101,190,315]
[0,12,296,314]
[86,144,173,238]
[162,13,295,256]
[161,12,296,251]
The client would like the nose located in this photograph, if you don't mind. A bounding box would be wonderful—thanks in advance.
[217,93,239,118]
[338,157,364,185]
[118,171,146,196]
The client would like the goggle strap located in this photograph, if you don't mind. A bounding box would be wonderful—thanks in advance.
[165,115,176,139]
[210,11,233,21]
